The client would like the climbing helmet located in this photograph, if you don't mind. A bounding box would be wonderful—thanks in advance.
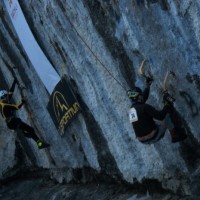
[127,87,142,100]
[0,90,8,100]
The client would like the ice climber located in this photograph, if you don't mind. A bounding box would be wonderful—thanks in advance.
[128,77,187,144]
[0,79,50,149]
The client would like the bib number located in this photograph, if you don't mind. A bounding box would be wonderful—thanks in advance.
[129,108,138,123]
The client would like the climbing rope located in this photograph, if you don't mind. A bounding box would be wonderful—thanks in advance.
[64,11,128,92]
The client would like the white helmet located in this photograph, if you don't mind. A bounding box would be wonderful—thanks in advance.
[0,90,8,99]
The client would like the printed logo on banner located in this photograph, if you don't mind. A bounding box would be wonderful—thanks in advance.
[48,77,81,135]
[8,0,18,19]
[11,3,18,19]
[8,0,13,7]
[53,91,70,123]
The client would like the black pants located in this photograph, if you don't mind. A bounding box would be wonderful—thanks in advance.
[7,117,39,142]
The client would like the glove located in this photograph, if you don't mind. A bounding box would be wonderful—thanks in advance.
[145,76,153,86]
[21,98,26,104]
[14,78,18,84]
[163,92,175,106]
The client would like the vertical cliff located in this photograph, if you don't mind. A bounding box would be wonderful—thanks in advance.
[1,0,200,199]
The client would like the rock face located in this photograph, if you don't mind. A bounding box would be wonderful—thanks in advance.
[0,0,200,198]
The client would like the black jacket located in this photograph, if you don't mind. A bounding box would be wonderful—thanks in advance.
[0,80,23,121]
[130,86,169,137]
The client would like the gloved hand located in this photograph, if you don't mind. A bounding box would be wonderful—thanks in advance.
[163,92,175,106]
[21,98,26,104]
[14,77,18,83]
[145,76,153,86]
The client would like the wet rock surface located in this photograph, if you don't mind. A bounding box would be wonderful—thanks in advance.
[0,0,200,199]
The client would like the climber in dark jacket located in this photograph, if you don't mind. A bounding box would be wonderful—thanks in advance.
[0,79,49,149]
[128,78,187,144]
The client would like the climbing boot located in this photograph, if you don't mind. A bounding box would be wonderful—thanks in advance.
[37,140,50,149]
[169,128,187,143]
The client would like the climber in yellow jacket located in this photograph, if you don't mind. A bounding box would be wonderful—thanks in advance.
[0,79,49,149]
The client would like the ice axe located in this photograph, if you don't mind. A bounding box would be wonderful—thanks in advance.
[162,71,176,104]
[138,59,154,82]
[162,71,176,93]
